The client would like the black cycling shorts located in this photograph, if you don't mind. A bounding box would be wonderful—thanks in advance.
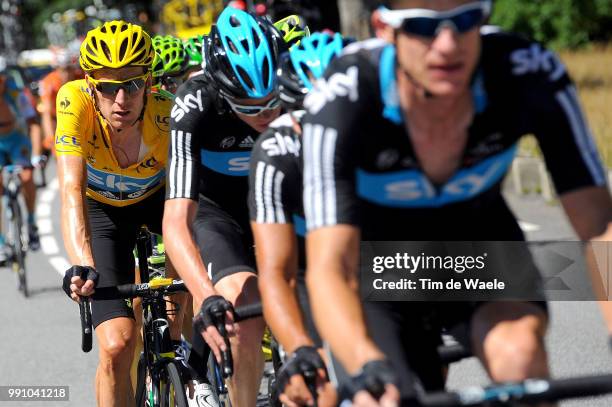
[193,196,256,285]
[88,189,165,328]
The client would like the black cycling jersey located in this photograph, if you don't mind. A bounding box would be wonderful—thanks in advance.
[302,31,606,241]
[167,75,262,224]
[247,110,322,345]
[248,111,306,268]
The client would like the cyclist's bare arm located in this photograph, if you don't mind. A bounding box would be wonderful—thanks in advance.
[252,222,313,352]
[560,186,612,329]
[306,225,385,374]
[57,153,95,298]
[163,198,233,358]
[26,116,42,157]
[163,198,216,306]
[41,99,55,149]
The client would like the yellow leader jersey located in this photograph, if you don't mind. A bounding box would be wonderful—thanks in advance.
[55,79,171,207]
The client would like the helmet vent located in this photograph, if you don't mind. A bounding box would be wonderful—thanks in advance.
[230,16,241,27]
[227,39,239,54]
[110,24,117,34]
[134,35,145,53]
[252,29,260,48]
[236,65,254,91]
[100,25,107,34]
[240,39,250,51]
[120,24,128,32]
[119,39,128,61]
[100,40,112,61]
[86,43,95,57]
[262,60,270,88]
[299,62,310,77]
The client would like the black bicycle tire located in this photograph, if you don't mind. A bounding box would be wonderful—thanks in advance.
[207,353,232,407]
[160,360,188,407]
[135,352,147,406]
[11,198,27,297]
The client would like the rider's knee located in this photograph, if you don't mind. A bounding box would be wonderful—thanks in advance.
[484,319,545,381]
[97,325,135,373]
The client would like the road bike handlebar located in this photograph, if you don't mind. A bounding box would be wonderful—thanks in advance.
[417,374,612,406]
[78,279,187,353]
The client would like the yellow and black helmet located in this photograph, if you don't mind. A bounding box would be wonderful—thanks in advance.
[79,20,154,72]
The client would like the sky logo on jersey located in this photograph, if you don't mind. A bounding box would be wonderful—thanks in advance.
[356,145,517,207]
[261,133,300,157]
[511,43,566,82]
[305,66,359,115]
[201,149,251,176]
[87,165,165,195]
[171,89,203,122]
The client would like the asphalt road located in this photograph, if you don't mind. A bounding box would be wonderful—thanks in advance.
[0,162,611,406]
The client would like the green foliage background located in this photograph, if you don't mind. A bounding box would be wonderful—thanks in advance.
[490,0,612,49]
[18,0,612,50]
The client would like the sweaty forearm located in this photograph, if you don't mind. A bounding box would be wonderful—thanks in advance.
[41,112,55,143]
[260,269,313,353]
[28,122,42,156]
[60,186,94,267]
[163,212,216,306]
[306,262,384,374]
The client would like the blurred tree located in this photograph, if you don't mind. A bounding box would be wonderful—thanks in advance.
[21,0,154,49]
[491,0,612,49]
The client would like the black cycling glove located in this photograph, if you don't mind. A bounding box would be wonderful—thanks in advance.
[193,295,234,333]
[277,345,328,394]
[348,359,399,401]
[62,265,99,299]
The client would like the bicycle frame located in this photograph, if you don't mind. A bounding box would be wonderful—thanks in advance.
[134,229,182,406]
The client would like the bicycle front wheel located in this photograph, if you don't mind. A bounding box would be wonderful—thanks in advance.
[160,360,188,407]
[11,199,27,297]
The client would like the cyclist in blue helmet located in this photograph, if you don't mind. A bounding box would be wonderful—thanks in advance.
[163,6,284,406]
[247,32,353,407]
[278,32,348,110]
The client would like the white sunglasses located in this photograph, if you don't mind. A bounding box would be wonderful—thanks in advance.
[224,94,281,116]
[378,1,491,37]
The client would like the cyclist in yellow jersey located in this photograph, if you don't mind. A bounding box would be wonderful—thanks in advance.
[57,21,187,406]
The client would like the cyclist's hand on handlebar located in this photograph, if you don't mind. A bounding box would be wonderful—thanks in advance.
[349,360,400,407]
[62,265,99,302]
[278,346,335,407]
[31,155,47,168]
[193,295,235,363]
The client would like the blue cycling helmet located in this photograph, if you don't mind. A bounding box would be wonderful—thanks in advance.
[278,32,351,110]
[205,7,279,99]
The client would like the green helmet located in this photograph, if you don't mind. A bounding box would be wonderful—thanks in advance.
[151,35,188,79]
[273,15,310,49]
[183,35,205,68]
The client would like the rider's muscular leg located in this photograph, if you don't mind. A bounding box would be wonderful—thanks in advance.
[472,302,555,407]
[20,169,36,214]
[164,258,189,341]
[215,272,265,407]
[95,317,137,407]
